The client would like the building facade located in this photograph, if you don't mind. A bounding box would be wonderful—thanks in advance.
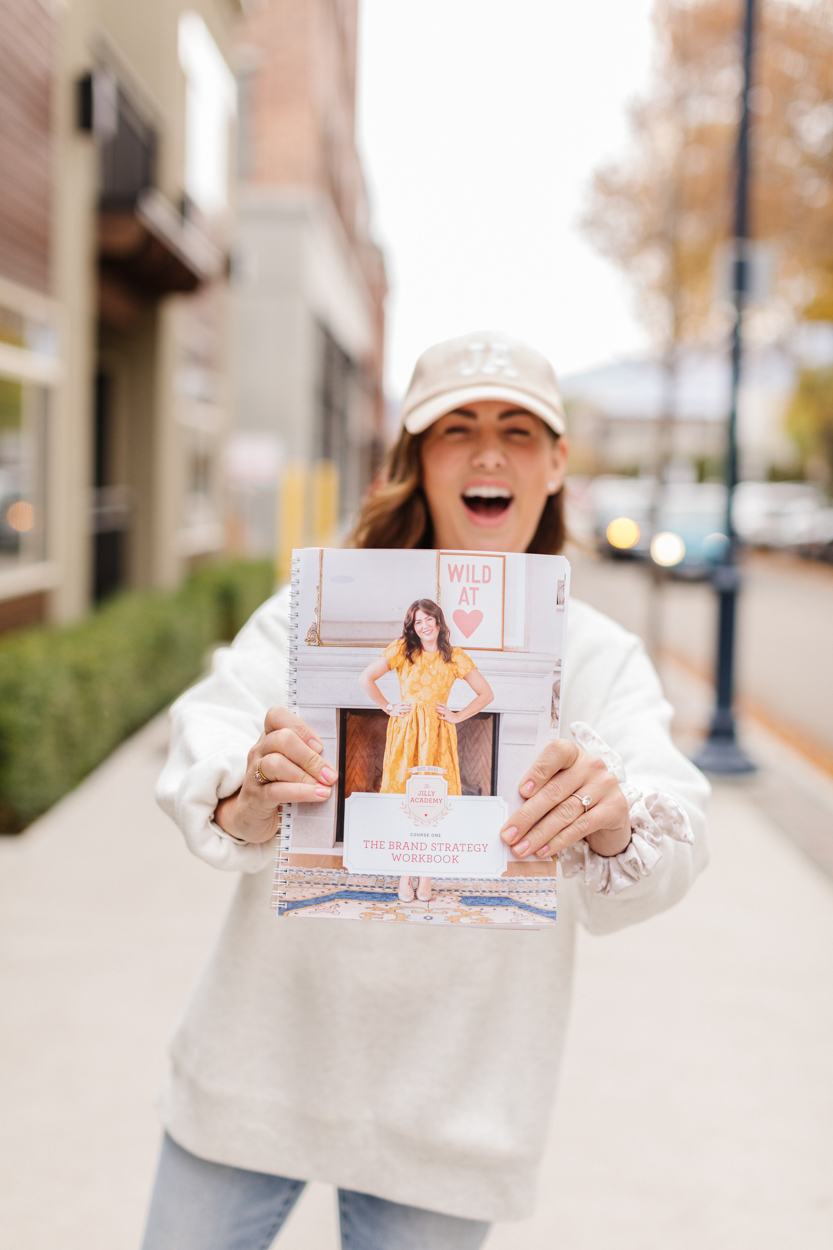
[561,346,803,482]
[0,0,58,630]
[231,0,386,574]
[0,0,242,633]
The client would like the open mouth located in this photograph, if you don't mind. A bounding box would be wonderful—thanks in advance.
[461,484,513,521]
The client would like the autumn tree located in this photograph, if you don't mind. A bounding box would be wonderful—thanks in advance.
[583,0,833,350]
[786,365,833,480]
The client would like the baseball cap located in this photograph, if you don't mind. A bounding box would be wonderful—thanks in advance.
[401,331,566,437]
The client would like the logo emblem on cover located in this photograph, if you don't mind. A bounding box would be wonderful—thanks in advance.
[402,767,450,827]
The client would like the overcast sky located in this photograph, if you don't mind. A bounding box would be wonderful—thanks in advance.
[356,0,657,396]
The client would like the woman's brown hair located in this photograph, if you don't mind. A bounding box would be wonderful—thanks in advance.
[401,599,453,665]
[348,428,566,554]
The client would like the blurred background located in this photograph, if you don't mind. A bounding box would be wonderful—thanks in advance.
[1,0,831,748]
[1,1,832,1247]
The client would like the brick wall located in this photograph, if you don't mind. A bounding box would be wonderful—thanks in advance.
[237,0,386,439]
[238,0,371,249]
[0,0,53,294]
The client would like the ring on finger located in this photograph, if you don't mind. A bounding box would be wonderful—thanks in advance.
[254,761,271,785]
[573,792,594,811]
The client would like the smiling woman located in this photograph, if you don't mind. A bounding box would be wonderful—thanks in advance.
[419,400,567,551]
[349,333,568,555]
[146,329,708,1250]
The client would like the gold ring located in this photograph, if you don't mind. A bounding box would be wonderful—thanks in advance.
[254,761,270,785]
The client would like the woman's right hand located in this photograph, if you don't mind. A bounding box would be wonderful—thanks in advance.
[214,707,337,844]
[388,702,412,717]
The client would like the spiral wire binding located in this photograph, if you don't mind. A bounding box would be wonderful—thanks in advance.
[270,552,300,911]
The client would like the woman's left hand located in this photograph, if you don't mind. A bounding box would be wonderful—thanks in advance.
[501,740,631,860]
[435,703,459,724]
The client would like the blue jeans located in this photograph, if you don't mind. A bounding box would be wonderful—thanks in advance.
[141,1133,492,1250]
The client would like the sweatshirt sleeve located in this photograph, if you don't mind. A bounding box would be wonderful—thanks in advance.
[155,585,291,873]
[565,630,710,936]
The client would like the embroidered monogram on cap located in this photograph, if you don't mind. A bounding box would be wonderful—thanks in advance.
[457,341,520,379]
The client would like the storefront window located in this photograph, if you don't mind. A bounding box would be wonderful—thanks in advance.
[0,376,47,569]
[184,425,215,526]
[0,304,56,358]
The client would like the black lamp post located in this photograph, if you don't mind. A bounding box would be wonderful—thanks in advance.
[693,0,758,775]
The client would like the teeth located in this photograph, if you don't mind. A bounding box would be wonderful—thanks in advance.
[462,485,512,499]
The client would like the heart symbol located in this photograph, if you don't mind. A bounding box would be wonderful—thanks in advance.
[452,609,483,639]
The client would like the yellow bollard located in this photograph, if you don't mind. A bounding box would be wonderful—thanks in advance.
[277,461,307,584]
[311,458,340,548]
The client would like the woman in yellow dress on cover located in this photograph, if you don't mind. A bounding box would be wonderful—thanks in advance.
[359,598,494,902]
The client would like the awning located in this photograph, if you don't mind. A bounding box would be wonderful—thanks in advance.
[97,188,224,305]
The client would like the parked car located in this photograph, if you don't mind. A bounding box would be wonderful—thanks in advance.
[789,507,833,564]
[653,482,728,579]
[587,476,729,578]
[587,475,655,560]
[733,481,825,549]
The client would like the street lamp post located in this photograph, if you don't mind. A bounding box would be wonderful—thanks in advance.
[694,0,758,775]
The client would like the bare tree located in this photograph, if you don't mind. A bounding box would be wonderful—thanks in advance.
[583,0,833,653]
[584,0,833,346]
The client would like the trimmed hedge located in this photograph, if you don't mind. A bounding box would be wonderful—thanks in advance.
[0,559,276,832]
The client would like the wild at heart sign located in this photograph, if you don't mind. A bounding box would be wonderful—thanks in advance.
[439,552,505,650]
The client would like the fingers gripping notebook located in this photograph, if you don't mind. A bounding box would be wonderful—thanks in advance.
[270,548,570,929]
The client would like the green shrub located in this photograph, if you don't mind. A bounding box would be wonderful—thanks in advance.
[0,559,276,832]
[186,558,277,642]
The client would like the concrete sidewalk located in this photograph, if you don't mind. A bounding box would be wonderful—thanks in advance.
[2,701,832,1249]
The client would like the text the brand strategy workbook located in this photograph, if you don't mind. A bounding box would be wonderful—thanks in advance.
[271,548,570,928]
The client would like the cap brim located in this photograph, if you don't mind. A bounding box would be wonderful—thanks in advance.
[403,384,566,437]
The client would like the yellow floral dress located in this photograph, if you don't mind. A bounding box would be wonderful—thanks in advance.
[379,638,476,795]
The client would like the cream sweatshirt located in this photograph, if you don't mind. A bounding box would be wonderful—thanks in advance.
[155,588,709,1222]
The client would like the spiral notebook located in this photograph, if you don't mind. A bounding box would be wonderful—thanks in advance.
[270,547,570,928]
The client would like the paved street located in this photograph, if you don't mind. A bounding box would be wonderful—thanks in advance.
[567,545,833,760]
[2,653,833,1248]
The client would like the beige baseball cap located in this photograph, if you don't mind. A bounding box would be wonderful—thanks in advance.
[401,331,566,437]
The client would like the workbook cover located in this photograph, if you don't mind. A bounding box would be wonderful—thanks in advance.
[271,547,569,928]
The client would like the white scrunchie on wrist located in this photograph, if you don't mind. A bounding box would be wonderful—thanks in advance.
[558,721,694,897]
